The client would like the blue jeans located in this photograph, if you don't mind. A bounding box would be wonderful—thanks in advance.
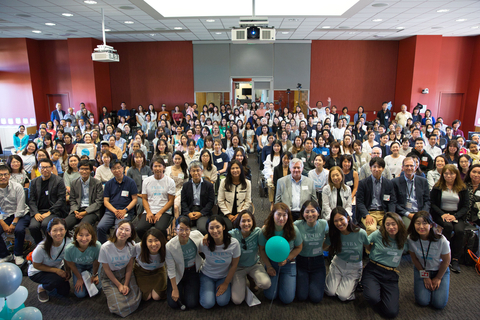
[72,264,102,298]
[0,214,30,257]
[97,211,133,244]
[414,268,450,309]
[296,255,326,303]
[264,260,296,304]
[199,273,231,309]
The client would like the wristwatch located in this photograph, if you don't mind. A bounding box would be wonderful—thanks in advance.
[12,222,17,226]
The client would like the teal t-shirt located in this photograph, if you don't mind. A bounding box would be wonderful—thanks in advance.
[294,220,329,257]
[368,230,407,268]
[325,229,369,262]
[181,239,197,268]
[258,226,303,252]
[229,227,261,267]
[64,241,101,266]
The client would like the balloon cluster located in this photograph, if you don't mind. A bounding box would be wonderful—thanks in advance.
[0,263,43,320]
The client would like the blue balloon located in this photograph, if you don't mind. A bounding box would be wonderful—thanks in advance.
[12,307,42,320]
[0,263,22,298]
[265,236,290,263]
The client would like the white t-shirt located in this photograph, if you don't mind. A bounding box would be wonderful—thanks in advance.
[384,155,405,178]
[142,175,176,215]
[28,238,72,276]
[98,241,135,271]
[199,238,241,279]
[408,235,450,271]
[134,242,164,271]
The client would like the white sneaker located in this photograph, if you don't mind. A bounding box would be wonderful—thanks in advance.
[0,254,13,263]
[14,256,24,265]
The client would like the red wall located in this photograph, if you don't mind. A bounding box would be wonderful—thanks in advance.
[0,38,37,123]
[394,36,416,113]
[467,36,480,128]
[310,40,399,121]
[109,41,194,111]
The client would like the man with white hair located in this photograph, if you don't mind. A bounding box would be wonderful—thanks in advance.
[275,158,317,220]
[359,147,393,180]
[63,107,76,126]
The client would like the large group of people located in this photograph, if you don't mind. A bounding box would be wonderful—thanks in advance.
[1,99,478,318]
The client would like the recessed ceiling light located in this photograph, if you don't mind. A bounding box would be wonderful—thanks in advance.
[472,26,479,29]
[288,18,299,22]
[84,0,97,4]
[437,9,450,13]
[338,26,350,29]
[396,26,405,29]
[321,26,331,29]
[174,27,182,30]
[104,29,111,32]
[16,14,31,18]
[348,32,356,34]
[62,13,73,17]
[150,33,156,36]
[206,19,215,22]
[45,23,56,26]
[119,6,135,10]
[372,3,388,7]
[32,30,42,33]
[372,19,383,22]
[373,35,385,38]
[67,30,78,32]
[456,19,467,22]
[124,21,134,24]
[215,32,222,34]
[431,27,443,29]
[281,31,289,34]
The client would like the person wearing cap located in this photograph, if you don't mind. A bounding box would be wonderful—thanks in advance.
[159,104,171,122]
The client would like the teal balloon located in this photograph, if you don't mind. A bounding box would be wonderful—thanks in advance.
[12,307,42,320]
[0,263,22,297]
[265,236,290,263]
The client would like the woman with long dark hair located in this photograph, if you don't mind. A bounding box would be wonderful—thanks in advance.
[407,211,450,309]
[362,212,408,318]
[198,216,240,309]
[199,149,217,184]
[324,207,368,301]
[13,125,29,154]
[165,151,189,219]
[258,203,303,304]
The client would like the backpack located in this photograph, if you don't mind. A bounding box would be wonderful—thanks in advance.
[460,227,479,266]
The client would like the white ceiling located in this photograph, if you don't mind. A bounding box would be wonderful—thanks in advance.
[0,0,479,42]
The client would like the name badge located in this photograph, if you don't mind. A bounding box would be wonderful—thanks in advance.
[216,158,222,163]
[302,186,309,190]
[385,116,388,119]
[45,190,49,195]
[383,194,390,201]
[420,270,430,279]
[475,190,480,197]
[142,175,148,180]
[421,157,428,162]
[178,173,185,179]
[121,190,129,197]
[392,256,401,263]
[406,202,413,209]
[322,151,327,155]
[346,181,353,186]
[301,157,306,162]
[164,158,168,163]
[361,157,366,162]
[350,255,359,261]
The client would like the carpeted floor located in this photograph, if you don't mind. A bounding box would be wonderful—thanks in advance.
[15,153,480,319]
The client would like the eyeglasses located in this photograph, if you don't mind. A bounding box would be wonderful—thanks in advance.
[177,228,190,234]
[0,173,10,177]
[241,238,247,250]
[40,166,52,170]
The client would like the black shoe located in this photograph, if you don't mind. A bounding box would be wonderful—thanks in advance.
[450,260,461,273]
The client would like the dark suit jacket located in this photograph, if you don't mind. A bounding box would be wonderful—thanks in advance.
[393,176,430,217]
[29,174,67,218]
[356,175,396,219]
[181,179,215,217]
[297,150,317,176]
[51,110,65,122]
[69,176,104,217]
[430,186,469,221]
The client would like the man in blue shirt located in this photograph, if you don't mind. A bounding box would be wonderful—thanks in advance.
[97,160,138,243]
[117,102,130,123]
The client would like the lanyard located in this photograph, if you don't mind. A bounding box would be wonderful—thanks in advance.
[406,179,414,199]
[419,240,431,270]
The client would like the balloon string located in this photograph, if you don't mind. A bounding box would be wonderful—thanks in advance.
[269,265,281,311]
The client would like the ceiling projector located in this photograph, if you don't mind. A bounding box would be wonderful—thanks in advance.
[92,44,119,62]
[232,17,275,42]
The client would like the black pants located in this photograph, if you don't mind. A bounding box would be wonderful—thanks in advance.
[167,267,200,309]
[64,210,99,231]
[29,270,70,296]
[29,214,58,245]
[433,216,465,260]
[136,213,172,240]
[362,262,400,318]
